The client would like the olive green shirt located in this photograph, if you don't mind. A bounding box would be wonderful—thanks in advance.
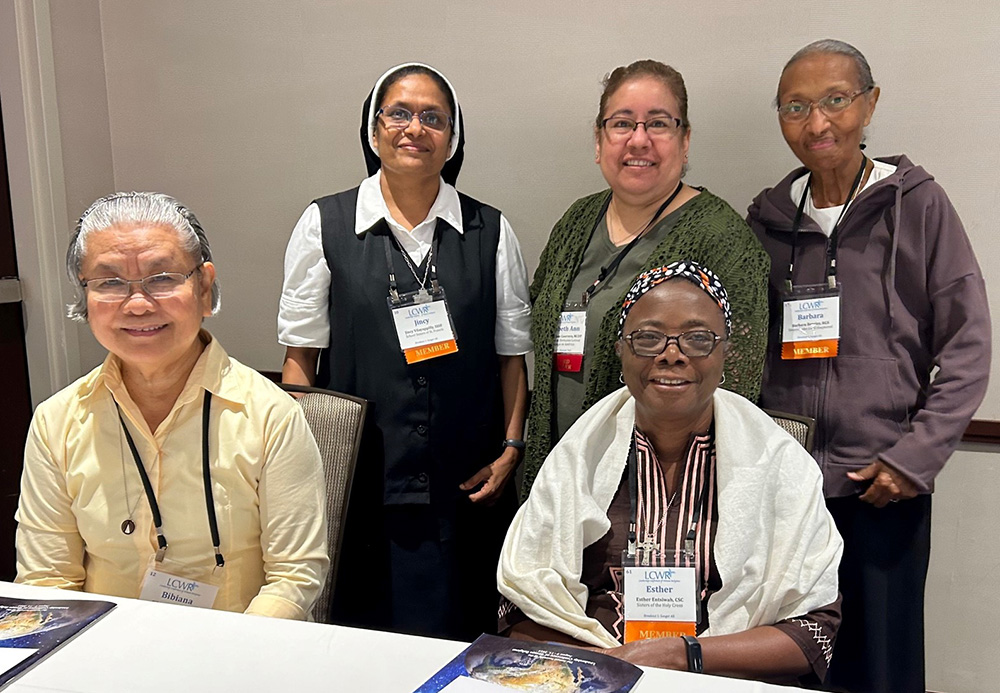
[554,209,683,439]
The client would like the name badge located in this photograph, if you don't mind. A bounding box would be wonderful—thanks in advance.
[623,565,698,642]
[139,562,219,609]
[388,288,459,364]
[554,305,586,373]
[781,284,841,360]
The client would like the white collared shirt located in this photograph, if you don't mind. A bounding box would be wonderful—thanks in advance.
[278,171,532,355]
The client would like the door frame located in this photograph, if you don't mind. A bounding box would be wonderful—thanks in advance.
[0,0,82,406]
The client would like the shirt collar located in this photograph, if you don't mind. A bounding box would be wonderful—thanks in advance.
[93,330,248,409]
[354,170,463,236]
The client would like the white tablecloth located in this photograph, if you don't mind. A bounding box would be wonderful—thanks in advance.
[1,583,787,692]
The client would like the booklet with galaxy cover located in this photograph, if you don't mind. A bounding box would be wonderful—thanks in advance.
[0,597,116,689]
[413,633,644,692]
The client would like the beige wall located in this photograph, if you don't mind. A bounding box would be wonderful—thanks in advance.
[925,444,1000,692]
[4,2,998,691]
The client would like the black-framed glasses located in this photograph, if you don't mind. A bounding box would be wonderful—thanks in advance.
[623,329,723,358]
[376,106,453,132]
[81,265,202,302]
[601,116,684,140]
[777,86,873,122]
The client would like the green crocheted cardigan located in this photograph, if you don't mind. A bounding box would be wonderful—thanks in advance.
[522,188,770,496]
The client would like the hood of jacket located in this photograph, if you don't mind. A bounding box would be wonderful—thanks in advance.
[749,154,932,233]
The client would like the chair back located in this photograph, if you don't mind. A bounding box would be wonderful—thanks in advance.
[280,384,367,623]
[764,409,816,452]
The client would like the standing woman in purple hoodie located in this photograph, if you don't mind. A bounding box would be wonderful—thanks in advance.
[747,39,991,693]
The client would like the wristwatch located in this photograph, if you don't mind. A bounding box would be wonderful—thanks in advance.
[503,438,525,451]
[681,635,703,673]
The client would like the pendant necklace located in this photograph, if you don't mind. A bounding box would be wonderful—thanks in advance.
[118,421,141,535]
[638,488,681,566]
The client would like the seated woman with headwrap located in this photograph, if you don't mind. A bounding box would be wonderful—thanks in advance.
[499,261,842,683]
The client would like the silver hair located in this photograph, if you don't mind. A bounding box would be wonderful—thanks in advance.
[66,192,221,322]
[775,39,876,107]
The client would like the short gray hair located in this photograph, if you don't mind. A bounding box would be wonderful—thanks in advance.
[775,39,876,106]
[66,192,221,322]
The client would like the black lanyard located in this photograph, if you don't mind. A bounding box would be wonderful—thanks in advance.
[117,391,225,568]
[384,226,441,304]
[626,429,708,560]
[582,181,684,305]
[785,156,868,291]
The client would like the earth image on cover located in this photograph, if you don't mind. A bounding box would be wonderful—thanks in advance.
[463,639,638,693]
[0,601,111,649]
[0,608,64,641]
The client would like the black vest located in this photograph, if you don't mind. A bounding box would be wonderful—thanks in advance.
[315,188,504,506]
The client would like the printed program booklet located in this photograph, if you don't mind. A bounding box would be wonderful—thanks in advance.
[413,634,644,692]
[0,597,116,689]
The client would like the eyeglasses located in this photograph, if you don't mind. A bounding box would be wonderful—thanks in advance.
[601,116,684,140]
[81,265,202,302]
[376,106,453,132]
[623,329,723,358]
[777,87,873,122]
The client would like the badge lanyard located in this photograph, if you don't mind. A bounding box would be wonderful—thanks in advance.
[117,392,225,568]
[582,181,684,306]
[780,157,866,360]
[785,156,868,292]
[622,431,708,642]
[626,432,707,565]
[555,183,683,374]
[383,227,460,364]
[383,228,441,304]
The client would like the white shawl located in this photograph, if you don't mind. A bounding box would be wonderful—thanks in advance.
[498,387,842,648]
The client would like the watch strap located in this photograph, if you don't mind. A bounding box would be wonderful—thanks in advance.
[681,635,703,673]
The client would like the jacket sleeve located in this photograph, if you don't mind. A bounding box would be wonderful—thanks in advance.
[245,405,330,619]
[15,410,87,591]
[878,184,991,491]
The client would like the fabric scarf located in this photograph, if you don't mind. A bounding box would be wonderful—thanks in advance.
[500,386,843,648]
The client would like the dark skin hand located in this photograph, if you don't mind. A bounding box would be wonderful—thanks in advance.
[510,619,809,680]
[847,459,918,508]
[598,625,808,681]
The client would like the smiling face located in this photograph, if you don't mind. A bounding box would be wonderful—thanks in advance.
[616,280,726,433]
[777,52,879,174]
[81,223,215,380]
[595,76,690,207]
[373,73,453,183]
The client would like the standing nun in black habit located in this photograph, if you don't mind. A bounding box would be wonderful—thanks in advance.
[278,62,532,639]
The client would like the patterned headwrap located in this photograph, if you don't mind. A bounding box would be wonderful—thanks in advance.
[618,260,732,338]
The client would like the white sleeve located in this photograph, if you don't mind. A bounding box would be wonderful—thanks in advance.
[494,214,532,356]
[277,204,332,348]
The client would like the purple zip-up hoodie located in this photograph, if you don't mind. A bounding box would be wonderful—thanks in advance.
[748,155,991,497]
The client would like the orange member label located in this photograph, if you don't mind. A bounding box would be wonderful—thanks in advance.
[624,620,697,643]
[781,338,839,360]
[403,339,458,364]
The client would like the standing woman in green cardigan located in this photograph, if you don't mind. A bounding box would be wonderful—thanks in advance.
[523,60,770,494]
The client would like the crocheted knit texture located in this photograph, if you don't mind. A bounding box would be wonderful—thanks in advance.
[522,188,770,497]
